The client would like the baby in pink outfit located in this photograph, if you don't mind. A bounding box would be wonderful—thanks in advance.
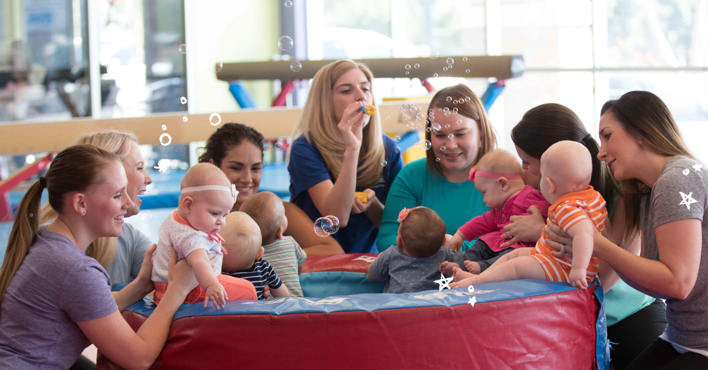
[440,150,550,275]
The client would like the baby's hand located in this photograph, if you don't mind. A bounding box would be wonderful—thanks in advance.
[463,260,481,274]
[204,283,228,309]
[439,261,460,276]
[569,268,588,289]
[445,232,464,251]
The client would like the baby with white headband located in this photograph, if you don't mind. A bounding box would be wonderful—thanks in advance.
[152,163,257,308]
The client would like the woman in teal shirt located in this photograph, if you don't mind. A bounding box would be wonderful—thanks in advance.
[503,103,665,370]
[377,84,497,251]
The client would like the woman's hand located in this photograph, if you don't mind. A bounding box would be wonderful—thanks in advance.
[352,189,378,214]
[337,102,368,152]
[543,222,574,259]
[501,206,545,247]
[167,247,199,296]
[135,244,156,294]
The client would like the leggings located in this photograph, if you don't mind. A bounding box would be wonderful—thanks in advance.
[607,299,667,370]
[626,338,708,370]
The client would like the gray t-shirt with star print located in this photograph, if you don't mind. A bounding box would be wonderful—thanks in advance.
[640,155,708,351]
[369,246,464,294]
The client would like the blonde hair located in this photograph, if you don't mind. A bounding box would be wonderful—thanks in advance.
[426,84,498,178]
[1,145,120,307]
[221,212,262,272]
[40,130,138,269]
[476,149,523,175]
[240,192,284,245]
[290,60,386,187]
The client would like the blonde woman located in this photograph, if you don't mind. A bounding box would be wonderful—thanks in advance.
[288,60,403,253]
[41,130,154,284]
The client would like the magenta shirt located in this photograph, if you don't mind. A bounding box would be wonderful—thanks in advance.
[459,185,550,252]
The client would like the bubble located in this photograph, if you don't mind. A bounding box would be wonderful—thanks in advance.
[418,140,432,151]
[462,57,468,62]
[444,111,451,116]
[446,96,452,102]
[443,67,448,71]
[431,123,441,131]
[448,133,454,140]
[445,124,451,129]
[160,133,172,146]
[465,97,471,102]
[385,116,391,120]
[393,135,401,142]
[180,96,187,104]
[456,119,462,124]
[446,57,454,64]
[405,71,410,75]
[465,69,471,74]
[29,213,34,218]
[452,108,459,114]
[447,64,453,69]
[209,59,223,73]
[414,63,420,69]
[209,113,222,126]
[178,44,186,54]
[405,64,411,70]
[406,121,415,129]
[139,210,153,224]
[443,107,450,112]
[183,116,188,122]
[290,60,302,72]
[278,36,294,51]
[416,114,424,121]
[425,127,432,133]
[433,73,438,77]
[394,147,401,153]
[440,146,447,151]
[436,158,441,162]
[284,0,293,7]
[381,160,388,167]
[430,50,439,59]
[314,215,340,237]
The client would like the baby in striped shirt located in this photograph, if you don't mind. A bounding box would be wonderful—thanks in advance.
[220,212,291,300]
[451,141,606,290]
[241,192,307,297]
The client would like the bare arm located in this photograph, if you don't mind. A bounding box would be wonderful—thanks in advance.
[565,219,595,288]
[283,201,344,256]
[112,245,156,311]
[595,218,702,300]
[307,151,359,227]
[185,249,220,290]
[270,284,292,298]
[363,196,383,228]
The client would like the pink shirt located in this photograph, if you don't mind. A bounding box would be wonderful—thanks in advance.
[458,185,550,252]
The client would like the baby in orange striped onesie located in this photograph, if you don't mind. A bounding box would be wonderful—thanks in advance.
[451,141,606,290]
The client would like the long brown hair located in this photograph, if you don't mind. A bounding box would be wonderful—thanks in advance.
[425,84,497,178]
[289,59,386,187]
[0,145,120,305]
[601,91,695,245]
[40,130,138,269]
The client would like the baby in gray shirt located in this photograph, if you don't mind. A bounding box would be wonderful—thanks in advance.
[368,207,464,293]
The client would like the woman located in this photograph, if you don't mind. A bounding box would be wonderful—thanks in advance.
[200,122,344,256]
[505,102,666,370]
[545,92,708,369]
[0,145,196,369]
[377,84,497,251]
[288,59,403,253]
[41,130,154,285]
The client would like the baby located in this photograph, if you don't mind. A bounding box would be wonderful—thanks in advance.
[451,141,607,290]
[220,212,291,300]
[368,207,465,293]
[440,149,549,274]
[241,192,307,297]
[152,163,257,308]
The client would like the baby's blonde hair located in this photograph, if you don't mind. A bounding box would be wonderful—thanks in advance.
[179,163,231,202]
[475,149,523,175]
[240,192,284,245]
[220,212,262,272]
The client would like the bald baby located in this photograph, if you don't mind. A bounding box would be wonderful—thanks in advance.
[220,212,263,272]
[180,163,232,202]
[475,149,523,175]
[540,141,593,203]
[241,192,285,245]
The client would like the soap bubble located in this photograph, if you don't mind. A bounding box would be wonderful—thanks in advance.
[447,64,453,69]
[394,147,401,153]
[436,158,441,162]
[431,123,441,131]
[443,67,448,71]
[209,113,222,126]
[440,146,447,151]
[430,50,439,59]
[290,60,302,72]
[180,96,187,104]
[405,71,410,75]
[448,133,454,140]
[445,124,451,129]
[139,210,153,224]
[406,121,415,129]
[385,116,391,120]
[446,96,452,102]
[433,73,438,77]
[418,140,432,151]
[162,125,167,130]
[394,136,402,142]
[446,57,454,64]
[285,0,293,7]
[415,123,424,130]
[456,119,462,124]
[178,44,186,54]
[462,57,468,62]
[452,108,459,114]
[209,59,223,73]
[465,69,471,74]
[405,64,411,70]
[160,133,172,146]
[414,63,420,69]
[425,127,432,132]
[381,160,388,167]
[314,215,340,237]
[183,116,188,122]
[416,113,424,121]
[278,36,294,51]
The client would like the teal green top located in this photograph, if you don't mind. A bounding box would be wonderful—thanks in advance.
[603,192,656,326]
[376,158,490,252]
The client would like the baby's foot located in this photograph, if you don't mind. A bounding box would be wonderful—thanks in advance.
[452,267,475,282]
[450,276,476,289]
[440,261,461,276]
[463,261,481,274]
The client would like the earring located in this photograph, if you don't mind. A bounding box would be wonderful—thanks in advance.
[82,211,86,216]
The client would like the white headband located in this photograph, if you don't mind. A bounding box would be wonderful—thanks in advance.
[181,184,239,204]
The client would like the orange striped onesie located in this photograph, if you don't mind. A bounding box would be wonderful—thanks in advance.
[529,186,607,284]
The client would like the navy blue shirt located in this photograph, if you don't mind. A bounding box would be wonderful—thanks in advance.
[288,134,403,253]
[222,258,282,300]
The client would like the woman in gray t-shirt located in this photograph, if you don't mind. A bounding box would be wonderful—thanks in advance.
[0,145,196,369]
[546,91,708,369]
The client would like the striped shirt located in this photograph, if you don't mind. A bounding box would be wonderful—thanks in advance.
[222,259,282,300]
[533,186,607,283]
[262,236,306,297]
